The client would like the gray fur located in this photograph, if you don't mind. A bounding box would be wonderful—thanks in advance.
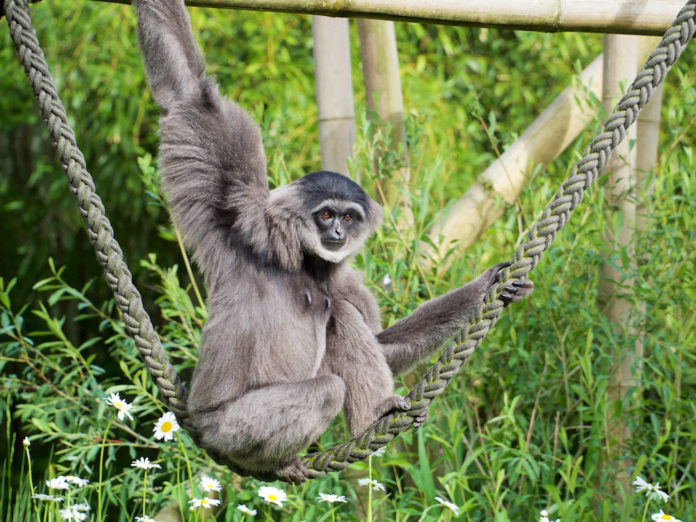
[135,0,532,483]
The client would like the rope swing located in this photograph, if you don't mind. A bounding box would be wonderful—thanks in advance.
[4,0,695,481]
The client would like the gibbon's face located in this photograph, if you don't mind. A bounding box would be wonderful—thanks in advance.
[294,170,382,264]
[312,199,366,252]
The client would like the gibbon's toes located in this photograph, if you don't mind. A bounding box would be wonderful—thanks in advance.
[275,458,311,484]
[375,395,411,419]
[500,279,534,306]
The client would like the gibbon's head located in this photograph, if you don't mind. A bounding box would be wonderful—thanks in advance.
[294,171,383,264]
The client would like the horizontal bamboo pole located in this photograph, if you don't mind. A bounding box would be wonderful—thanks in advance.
[89,0,685,35]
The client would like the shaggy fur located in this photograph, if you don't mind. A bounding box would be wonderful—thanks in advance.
[135,0,532,483]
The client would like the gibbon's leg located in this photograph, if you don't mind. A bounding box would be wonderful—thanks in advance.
[193,374,345,482]
[326,298,410,435]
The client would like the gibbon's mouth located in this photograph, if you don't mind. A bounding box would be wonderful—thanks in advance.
[322,239,346,251]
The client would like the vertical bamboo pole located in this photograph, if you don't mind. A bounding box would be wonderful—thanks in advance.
[634,35,663,405]
[312,16,356,175]
[357,19,414,226]
[597,34,638,496]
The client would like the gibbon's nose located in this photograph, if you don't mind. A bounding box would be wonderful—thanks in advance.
[330,224,345,241]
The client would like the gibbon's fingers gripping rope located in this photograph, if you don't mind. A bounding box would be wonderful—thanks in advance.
[5,0,695,481]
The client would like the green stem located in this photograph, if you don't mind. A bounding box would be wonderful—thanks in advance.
[142,469,148,517]
[176,454,185,521]
[24,445,41,521]
[175,432,194,483]
[96,414,116,521]
[367,456,373,522]
[641,499,652,522]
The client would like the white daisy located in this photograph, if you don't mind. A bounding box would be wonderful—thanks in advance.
[104,392,134,421]
[71,503,91,512]
[317,493,348,503]
[258,485,287,507]
[357,478,386,492]
[237,504,257,516]
[200,474,222,492]
[23,437,30,447]
[58,507,87,521]
[435,496,459,516]
[32,493,63,502]
[188,497,220,510]
[539,509,560,522]
[135,516,162,522]
[633,476,669,502]
[46,476,70,490]
[131,457,162,470]
[153,412,180,441]
[651,511,682,522]
[64,476,89,487]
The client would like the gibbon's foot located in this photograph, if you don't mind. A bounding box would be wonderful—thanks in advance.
[499,279,534,306]
[275,457,313,484]
[374,395,411,419]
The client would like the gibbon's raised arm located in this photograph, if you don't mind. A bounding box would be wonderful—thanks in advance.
[135,0,205,111]
[136,0,271,279]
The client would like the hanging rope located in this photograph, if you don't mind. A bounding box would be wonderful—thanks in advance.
[5,0,695,481]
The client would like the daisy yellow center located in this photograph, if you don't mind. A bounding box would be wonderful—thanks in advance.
[161,421,173,432]
[115,401,125,408]
[268,494,277,501]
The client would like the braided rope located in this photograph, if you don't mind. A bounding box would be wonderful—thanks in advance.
[4,0,190,424]
[6,0,695,482]
[301,0,696,475]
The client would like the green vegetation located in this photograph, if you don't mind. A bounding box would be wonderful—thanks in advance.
[1,2,695,520]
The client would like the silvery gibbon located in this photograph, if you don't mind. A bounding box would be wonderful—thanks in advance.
[135,0,533,483]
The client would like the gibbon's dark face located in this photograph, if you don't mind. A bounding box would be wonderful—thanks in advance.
[313,203,361,250]
[296,171,379,263]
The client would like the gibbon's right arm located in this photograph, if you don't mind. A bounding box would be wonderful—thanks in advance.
[135,0,271,277]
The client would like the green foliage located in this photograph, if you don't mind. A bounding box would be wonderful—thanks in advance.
[1,3,696,521]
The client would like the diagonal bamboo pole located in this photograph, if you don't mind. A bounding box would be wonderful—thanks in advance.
[85,0,684,36]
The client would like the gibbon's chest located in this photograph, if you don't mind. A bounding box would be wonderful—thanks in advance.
[260,267,333,378]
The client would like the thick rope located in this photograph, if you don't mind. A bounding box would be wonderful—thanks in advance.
[6,0,695,481]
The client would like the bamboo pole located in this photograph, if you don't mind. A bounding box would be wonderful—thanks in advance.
[312,16,356,175]
[357,19,413,226]
[420,55,604,266]
[90,0,684,35]
[634,33,663,439]
[597,34,638,497]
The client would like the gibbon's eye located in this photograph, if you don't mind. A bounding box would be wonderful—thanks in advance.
[321,210,333,221]
[343,214,352,223]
